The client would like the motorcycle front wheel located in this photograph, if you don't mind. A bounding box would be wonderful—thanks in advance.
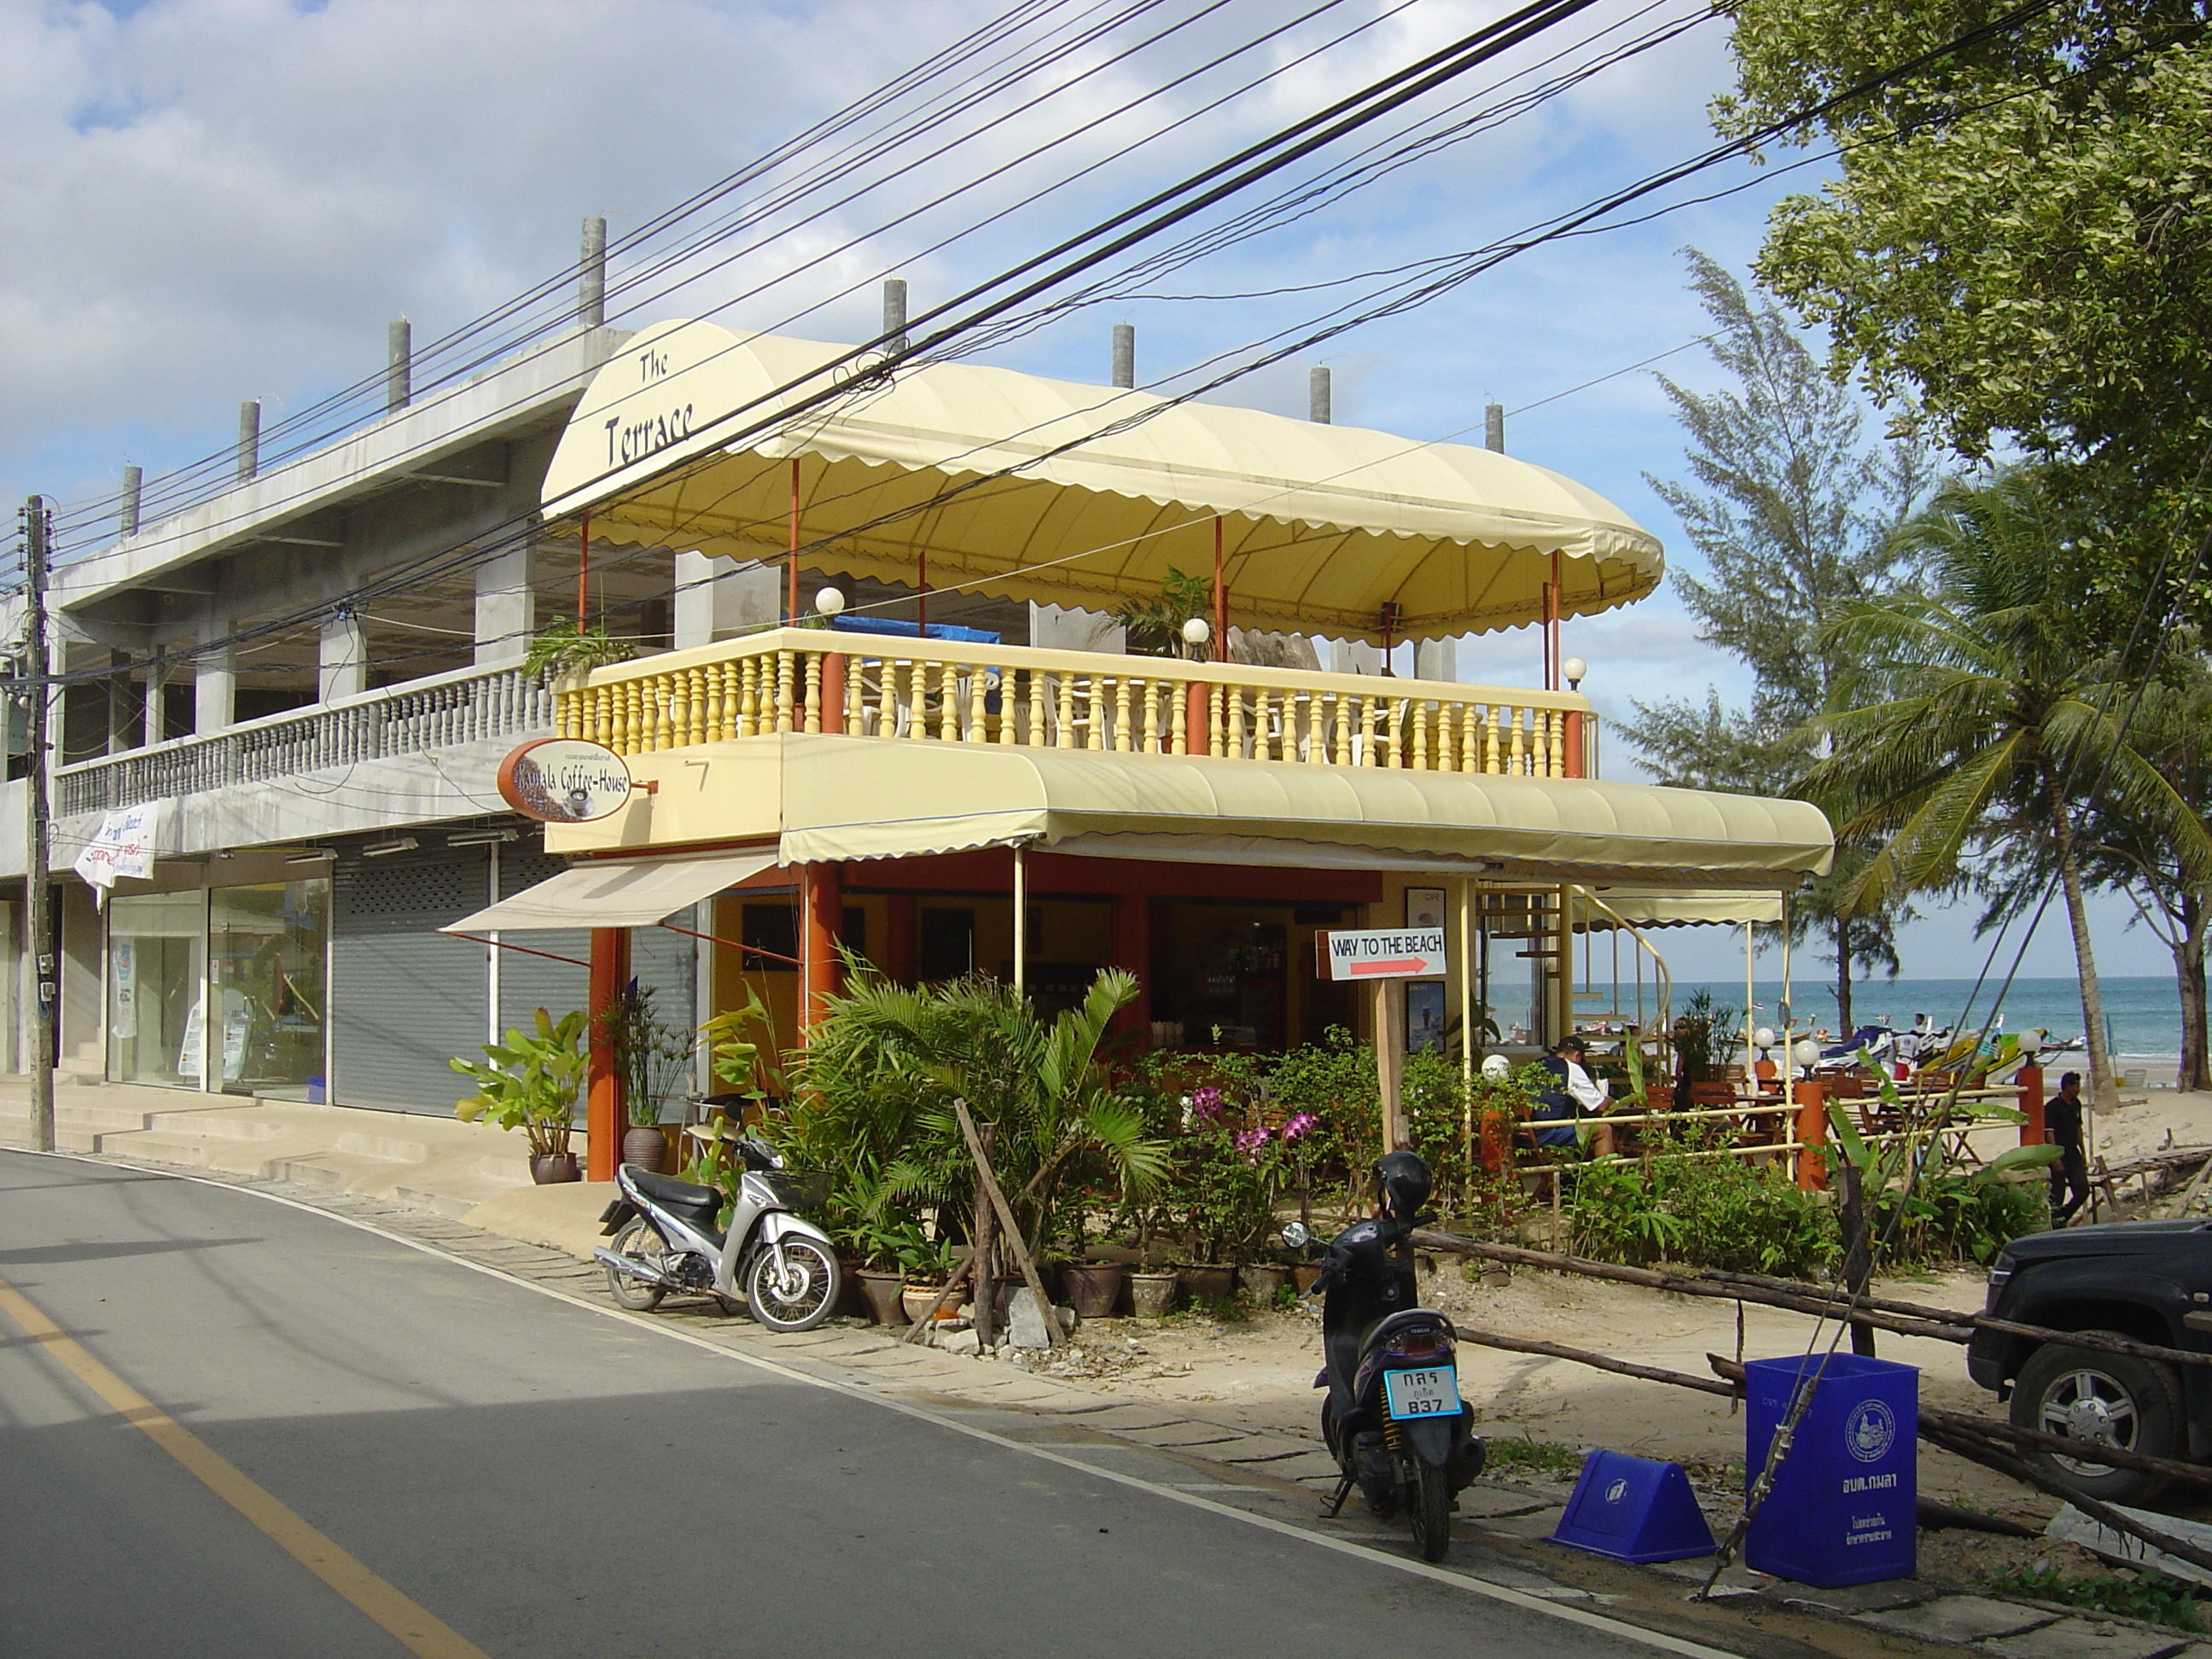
[745,1236,841,1332]
[1408,1458,1452,1563]
[603,1217,667,1312]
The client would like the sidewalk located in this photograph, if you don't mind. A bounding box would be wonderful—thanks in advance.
[0,1078,557,1223]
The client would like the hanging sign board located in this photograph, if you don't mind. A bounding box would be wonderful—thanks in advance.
[75,800,164,895]
[497,738,633,823]
[1317,927,1447,981]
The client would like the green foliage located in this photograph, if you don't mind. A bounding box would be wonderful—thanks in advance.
[597,979,694,1128]
[1804,469,2212,1098]
[1114,564,1214,659]
[1570,1138,1839,1278]
[778,967,1167,1269]
[1988,1564,2206,1633]
[699,985,787,1106]
[1720,2,2212,550]
[1673,989,1738,1085]
[450,1008,588,1158]
[1481,1438,1586,1478]
[523,615,632,681]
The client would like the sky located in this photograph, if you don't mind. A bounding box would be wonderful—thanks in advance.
[0,0,2166,987]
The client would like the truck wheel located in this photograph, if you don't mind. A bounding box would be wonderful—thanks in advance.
[2011,1333,2183,1505]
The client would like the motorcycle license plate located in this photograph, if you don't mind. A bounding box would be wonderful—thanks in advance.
[1383,1365,1461,1420]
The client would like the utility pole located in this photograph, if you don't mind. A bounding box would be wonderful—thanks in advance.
[19,496,54,1151]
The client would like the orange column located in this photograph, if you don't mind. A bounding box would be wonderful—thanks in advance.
[1562,709,1585,777]
[2017,1063,2046,1145]
[1793,1077,1827,1191]
[821,649,846,734]
[800,861,842,1042]
[585,926,630,1182]
[1184,681,1209,754]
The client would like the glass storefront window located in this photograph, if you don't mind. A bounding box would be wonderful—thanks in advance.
[210,879,330,1098]
[108,891,207,1088]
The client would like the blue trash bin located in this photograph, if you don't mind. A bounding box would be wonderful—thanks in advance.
[1744,1353,1917,1587]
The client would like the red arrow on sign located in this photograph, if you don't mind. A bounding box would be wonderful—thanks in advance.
[1348,958,1428,976]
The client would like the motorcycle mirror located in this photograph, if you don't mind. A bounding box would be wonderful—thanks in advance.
[1280,1221,1310,1249]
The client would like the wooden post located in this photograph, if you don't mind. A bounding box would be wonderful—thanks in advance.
[952,1098,1064,1347]
[1793,1077,1827,1192]
[2017,1063,2046,1145]
[971,1121,997,1347]
[1012,842,1027,999]
[586,926,629,1182]
[800,861,841,1043]
[1375,978,1407,1151]
[1211,515,1227,650]
[786,457,801,624]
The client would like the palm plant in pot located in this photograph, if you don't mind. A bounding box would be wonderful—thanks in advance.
[451,1008,588,1183]
[601,980,695,1173]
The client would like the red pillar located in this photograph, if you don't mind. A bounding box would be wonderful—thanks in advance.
[2017,1063,2046,1145]
[801,861,842,1043]
[821,649,846,734]
[585,926,630,1182]
[1562,709,1585,778]
[1794,1077,1827,1191]
[1109,892,1150,1042]
[1184,681,1209,755]
[885,892,918,986]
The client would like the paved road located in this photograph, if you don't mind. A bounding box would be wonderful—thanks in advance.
[0,1152,1691,1659]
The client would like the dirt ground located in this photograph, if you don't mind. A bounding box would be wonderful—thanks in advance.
[1028,1086,2212,1590]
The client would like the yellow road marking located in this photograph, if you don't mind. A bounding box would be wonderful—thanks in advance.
[0,1272,491,1659]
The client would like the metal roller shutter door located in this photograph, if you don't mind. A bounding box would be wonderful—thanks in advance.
[330,849,491,1115]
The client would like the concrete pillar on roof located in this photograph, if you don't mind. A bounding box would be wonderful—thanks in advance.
[143,656,166,748]
[238,400,260,482]
[1413,639,1457,682]
[473,536,534,666]
[195,630,235,735]
[106,650,136,755]
[319,610,367,702]
[673,550,777,649]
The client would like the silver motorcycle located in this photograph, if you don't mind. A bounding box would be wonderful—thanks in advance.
[595,1138,841,1332]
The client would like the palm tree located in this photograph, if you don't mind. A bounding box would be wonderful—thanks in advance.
[1802,469,2212,1108]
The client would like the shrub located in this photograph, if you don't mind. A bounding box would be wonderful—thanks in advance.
[1570,1143,1837,1278]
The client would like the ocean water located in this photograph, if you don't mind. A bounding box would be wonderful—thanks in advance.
[1673,976,2186,1063]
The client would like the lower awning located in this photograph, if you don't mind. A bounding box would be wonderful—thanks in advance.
[774,739,1831,887]
[443,848,777,933]
[1576,888,1785,928]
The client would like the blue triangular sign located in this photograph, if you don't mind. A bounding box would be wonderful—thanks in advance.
[1549,1450,1717,1563]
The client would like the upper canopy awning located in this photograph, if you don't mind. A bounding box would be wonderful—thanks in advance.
[540,320,1663,643]
[443,849,776,933]
[771,739,1831,887]
[1575,888,1785,928]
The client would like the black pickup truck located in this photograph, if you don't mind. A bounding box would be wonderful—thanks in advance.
[1969,1219,2212,1503]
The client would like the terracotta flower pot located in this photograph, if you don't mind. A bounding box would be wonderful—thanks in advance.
[1129,1271,1179,1318]
[1177,1264,1235,1303]
[620,1126,668,1173]
[1061,1262,1126,1320]
[856,1271,907,1324]
[903,1282,968,1324]
[529,1152,580,1185]
[1291,1263,1324,1294]
[1238,1264,1289,1301]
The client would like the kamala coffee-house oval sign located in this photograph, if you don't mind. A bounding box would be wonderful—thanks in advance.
[497,739,633,823]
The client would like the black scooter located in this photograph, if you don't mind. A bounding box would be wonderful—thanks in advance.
[1285,1152,1483,1563]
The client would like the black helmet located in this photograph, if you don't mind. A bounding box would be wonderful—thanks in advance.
[1371,1150,1432,1222]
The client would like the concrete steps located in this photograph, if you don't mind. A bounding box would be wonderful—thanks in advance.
[0,1079,551,1220]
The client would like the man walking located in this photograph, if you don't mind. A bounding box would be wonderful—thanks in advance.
[2047,1070,2090,1225]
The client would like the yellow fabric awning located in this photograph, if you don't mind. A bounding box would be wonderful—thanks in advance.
[541,319,1662,643]
[769,737,1831,885]
[442,849,775,933]
[1575,888,1786,928]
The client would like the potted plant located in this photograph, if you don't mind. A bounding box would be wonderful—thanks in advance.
[898,1233,963,1325]
[842,1205,919,1325]
[602,980,695,1173]
[451,1009,588,1183]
